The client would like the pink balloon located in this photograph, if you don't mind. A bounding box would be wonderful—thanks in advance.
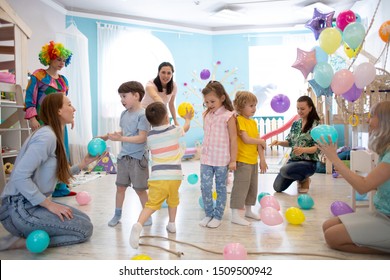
[223,243,247,260]
[331,69,355,95]
[354,62,376,89]
[260,195,280,210]
[260,207,284,226]
[336,10,356,31]
[291,48,317,79]
[76,191,92,206]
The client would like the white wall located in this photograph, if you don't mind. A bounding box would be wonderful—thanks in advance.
[7,0,66,73]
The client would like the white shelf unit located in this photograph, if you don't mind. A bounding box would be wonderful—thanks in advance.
[0,82,30,191]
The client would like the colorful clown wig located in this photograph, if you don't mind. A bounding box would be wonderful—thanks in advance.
[38,41,72,67]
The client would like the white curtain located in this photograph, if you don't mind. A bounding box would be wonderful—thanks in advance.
[97,23,174,155]
[56,24,93,164]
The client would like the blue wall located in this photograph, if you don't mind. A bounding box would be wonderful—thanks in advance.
[69,16,333,147]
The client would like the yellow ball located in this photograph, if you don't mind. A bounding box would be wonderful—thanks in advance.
[131,254,152,260]
[178,102,194,119]
[285,207,305,225]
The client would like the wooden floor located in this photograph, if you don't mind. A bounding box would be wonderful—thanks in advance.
[1,151,389,260]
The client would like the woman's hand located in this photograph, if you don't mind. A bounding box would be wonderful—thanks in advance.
[107,132,122,141]
[317,136,339,162]
[269,140,278,147]
[41,199,73,222]
[293,146,305,156]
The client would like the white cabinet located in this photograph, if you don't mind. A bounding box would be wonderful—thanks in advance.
[0,82,30,191]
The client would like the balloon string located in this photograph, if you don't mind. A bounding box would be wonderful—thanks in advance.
[139,235,346,260]
[348,0,382,70]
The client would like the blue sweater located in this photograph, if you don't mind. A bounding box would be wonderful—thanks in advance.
[1,126,80,206]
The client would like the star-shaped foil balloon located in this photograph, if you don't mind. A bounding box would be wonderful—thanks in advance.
[308,79,333,97]
[305,8,335,40]
[291,48,317,79]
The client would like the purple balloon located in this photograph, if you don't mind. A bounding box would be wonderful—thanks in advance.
[305,8,335,40]
[341,83,363,102]
[200,69,210,80]
[271,94,290,113]
[330,201,354,216]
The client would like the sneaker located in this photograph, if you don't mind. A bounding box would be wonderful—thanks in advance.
[129,223,142,249]
[144,216,152,226]
[108,215,121,227]
[207,218,222,228]
[298,178,311,193]
[166,222,176,233]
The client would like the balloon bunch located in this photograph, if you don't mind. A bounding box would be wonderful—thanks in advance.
[293,7,388,101]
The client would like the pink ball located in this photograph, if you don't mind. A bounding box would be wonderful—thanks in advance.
[76,191,92,205]
[223,243,247,260]
[260,207,284,226]
[260,195,280,211]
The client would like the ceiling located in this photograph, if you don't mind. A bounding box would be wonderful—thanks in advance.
[49,0,361,33]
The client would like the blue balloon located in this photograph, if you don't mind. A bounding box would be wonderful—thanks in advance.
[257,192,270,203]
[310,125,338,144]
[313,46,328,63]
[88,138,107,156]
[313,62,334,88]
[343,22,365,50]
[297,194,314,210]
[26,230,50,253]
[187,173,199,184]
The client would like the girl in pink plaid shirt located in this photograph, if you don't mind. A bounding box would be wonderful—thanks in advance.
[199,81,237,228]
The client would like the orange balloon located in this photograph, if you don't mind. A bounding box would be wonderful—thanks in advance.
[379,20,390,43]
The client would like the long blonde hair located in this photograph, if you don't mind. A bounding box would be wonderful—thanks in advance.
[368,100,390,156]
[39,93,73,184]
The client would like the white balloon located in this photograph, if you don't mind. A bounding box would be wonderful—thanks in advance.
[354,62,376,89]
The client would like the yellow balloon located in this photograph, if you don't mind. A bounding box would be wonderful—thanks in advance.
[285,207,305,225]
[344,43,360,59]
[212,190,217,200]
[131,254,152,260]
[319,27,342,55]
[178,102,194,119]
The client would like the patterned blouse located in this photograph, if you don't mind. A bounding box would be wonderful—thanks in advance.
[285,118,320,161]
[24,69,69,120]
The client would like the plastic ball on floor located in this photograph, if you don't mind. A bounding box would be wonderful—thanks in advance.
[131,254,152,260]
[260,195,280,211]
[26,230,50,253]
[223,243,247,260]
[257,192,270,203]
[187,173,199,184]
[330,201,354,216]
[76,191,92,206]
[285,207,305,225]
[260,207,283,226]
[332,172,339,178]
[297,194,314,210]
[88,138,107,156]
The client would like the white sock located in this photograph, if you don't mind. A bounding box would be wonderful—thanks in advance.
[207,218,222,228]
[231,209,251,226]
[129,222,142,249]
[199,217,212,227]
[245,206,260,220]
[166,222,176,233]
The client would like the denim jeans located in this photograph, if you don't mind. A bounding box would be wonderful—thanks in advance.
[0,195,93,247]
[273,160,317,192]
[200,164,228,220]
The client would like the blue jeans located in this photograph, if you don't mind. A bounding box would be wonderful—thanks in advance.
[0,195,93,247]
[273,160,317,192]
[200,164,228,220]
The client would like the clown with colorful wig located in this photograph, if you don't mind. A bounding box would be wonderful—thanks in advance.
[24,41,74,197]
